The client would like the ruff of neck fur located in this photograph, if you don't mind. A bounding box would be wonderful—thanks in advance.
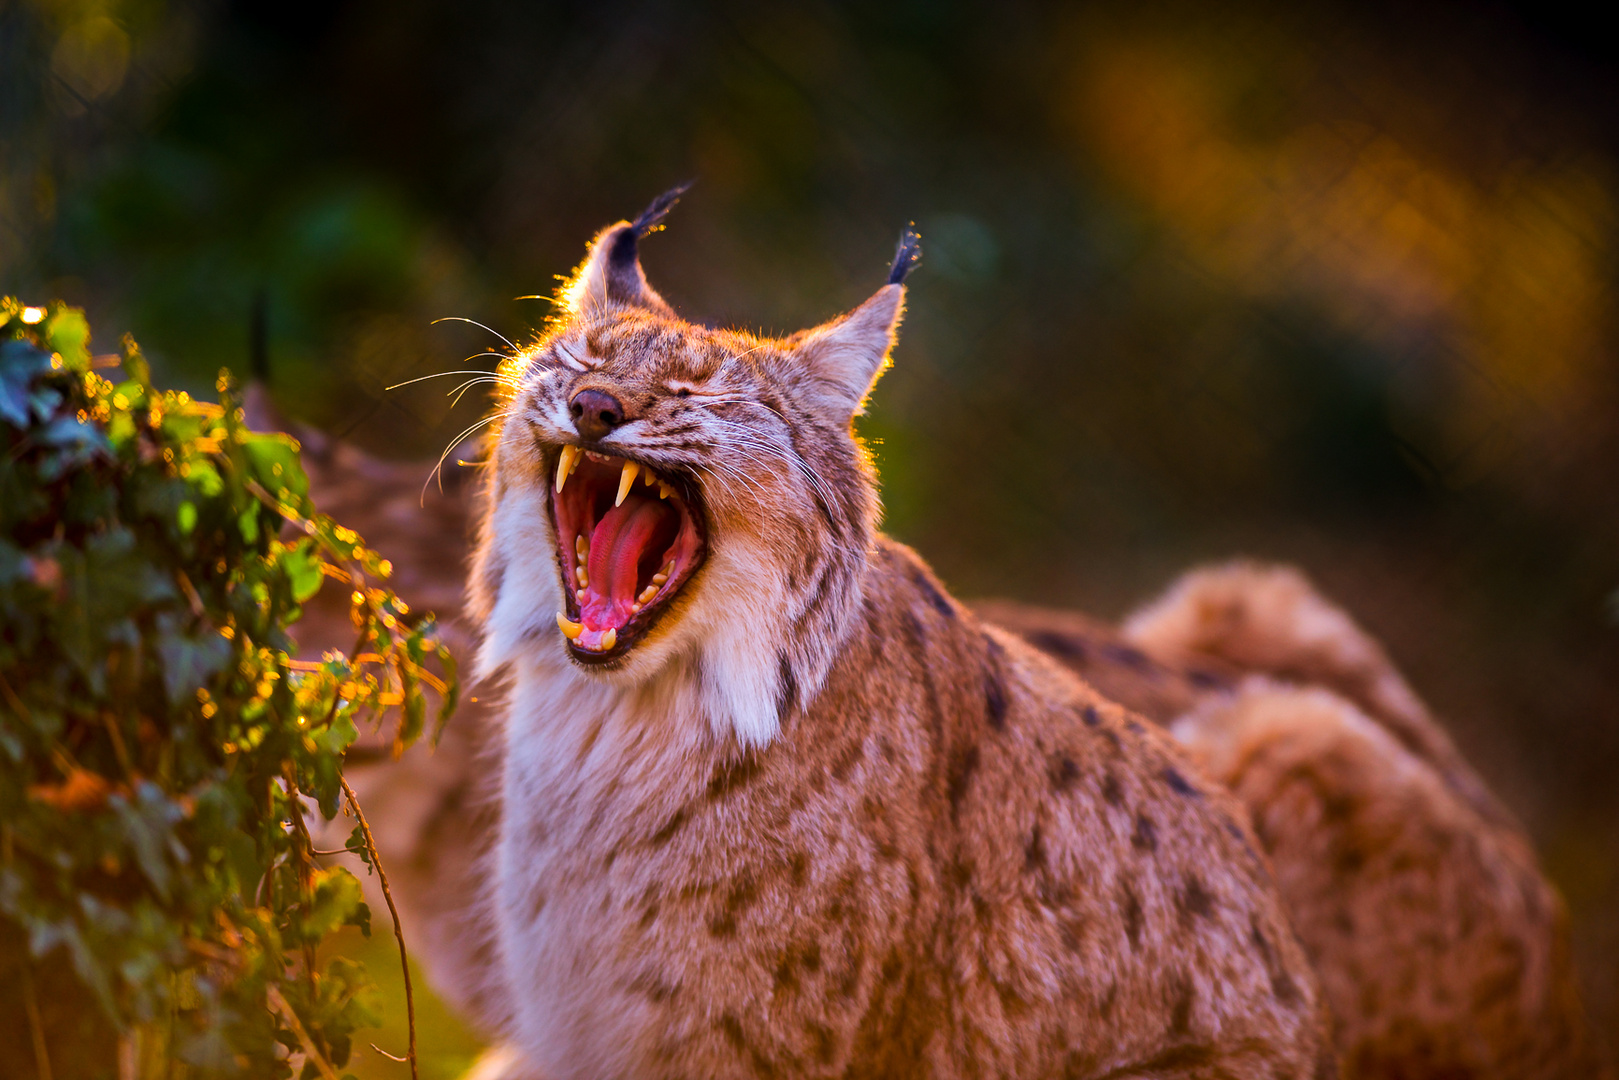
[477,481,870,748]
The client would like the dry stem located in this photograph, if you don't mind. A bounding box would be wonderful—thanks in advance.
[341,774,419,1080]
[22,963,53,1080]
[266,985,341,1080]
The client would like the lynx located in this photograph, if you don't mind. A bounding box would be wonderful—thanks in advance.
[987,567,1609,1078]
[270,193,1607,1078]
[455,188,1333,1077]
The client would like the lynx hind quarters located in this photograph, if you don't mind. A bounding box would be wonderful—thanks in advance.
[1123,561,1512,828]
[1173,681,1611,1080]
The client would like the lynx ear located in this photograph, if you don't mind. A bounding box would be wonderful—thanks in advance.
[562,184,690,317]
[790,227,920,420]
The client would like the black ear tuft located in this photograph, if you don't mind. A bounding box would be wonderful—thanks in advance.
[631,181,693,238]
[605,183,693,301]
[887,224,922,285]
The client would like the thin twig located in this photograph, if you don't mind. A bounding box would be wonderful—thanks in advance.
[174,569,205,619]
[0,667,32,721]
[341,775,419,1080]
[101,711,134,779]
[22,963,53,1080]
[266,985,341,1080]
[370,1043,409,1062]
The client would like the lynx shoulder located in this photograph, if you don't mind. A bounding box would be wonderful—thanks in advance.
[464,192,1333,1079]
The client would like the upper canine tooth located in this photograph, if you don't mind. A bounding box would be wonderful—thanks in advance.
[616,461,640,507]
[556,612,583,640]
[555,445,580,493]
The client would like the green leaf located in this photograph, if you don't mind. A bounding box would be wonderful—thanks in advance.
[0,339,55,428]
[301,867,366,942]
[282,541,323,603]
[43,307,91,371]
[155,621,234,706]
[177,499,197,535]
[242,431,311,504]
[238,504,260,543]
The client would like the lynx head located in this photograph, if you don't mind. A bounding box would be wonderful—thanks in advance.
[471,187,921,746]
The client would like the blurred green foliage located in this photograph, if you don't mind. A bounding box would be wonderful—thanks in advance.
[0,301,456,1077]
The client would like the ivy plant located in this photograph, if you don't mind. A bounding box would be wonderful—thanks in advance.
[0,300,457,1079]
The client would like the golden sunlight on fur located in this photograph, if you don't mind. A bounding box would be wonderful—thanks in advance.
[460,191,1330,1078]
[267,194,1608,1079]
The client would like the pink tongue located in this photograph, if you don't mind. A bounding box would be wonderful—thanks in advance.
[581,499,661,630]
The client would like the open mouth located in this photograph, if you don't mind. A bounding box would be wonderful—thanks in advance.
[549,446,706,663]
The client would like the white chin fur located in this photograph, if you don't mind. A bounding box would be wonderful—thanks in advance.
[476,487,795,748]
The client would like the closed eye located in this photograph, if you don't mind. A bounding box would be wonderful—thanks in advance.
[664,379,706,398]
[555,339,597,372]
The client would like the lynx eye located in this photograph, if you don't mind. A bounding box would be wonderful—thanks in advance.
[664,379,705,398]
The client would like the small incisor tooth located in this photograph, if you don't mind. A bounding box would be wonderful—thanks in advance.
[555,445,580,493]
[630,602,642,614]
[616,461,640,506]
[556,612,583,640]
[658,482,673,500]
[575,588,587,602]
[643,468,657,486]
[599,627,617,651]
[637,585,658,604]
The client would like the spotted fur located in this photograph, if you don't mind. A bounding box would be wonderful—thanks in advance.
[263,237,1607,1079]
[462,199,1332,1078]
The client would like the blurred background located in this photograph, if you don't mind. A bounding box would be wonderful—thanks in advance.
[4,0,1616,1073]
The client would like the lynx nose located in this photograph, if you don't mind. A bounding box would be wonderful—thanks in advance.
[570,388,625,442]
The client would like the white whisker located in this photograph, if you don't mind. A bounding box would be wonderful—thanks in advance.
[386,369,520,392]
[448,378,508,408]
[431,316,519,352]
[422,411,507,503]
[699,412,842,512]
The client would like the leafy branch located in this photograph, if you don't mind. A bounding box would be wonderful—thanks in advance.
[0,300,458,1078]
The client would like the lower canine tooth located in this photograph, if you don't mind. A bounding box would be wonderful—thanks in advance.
[616,461,640,506]
[556,612,583,639]
[599,627,617,651]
